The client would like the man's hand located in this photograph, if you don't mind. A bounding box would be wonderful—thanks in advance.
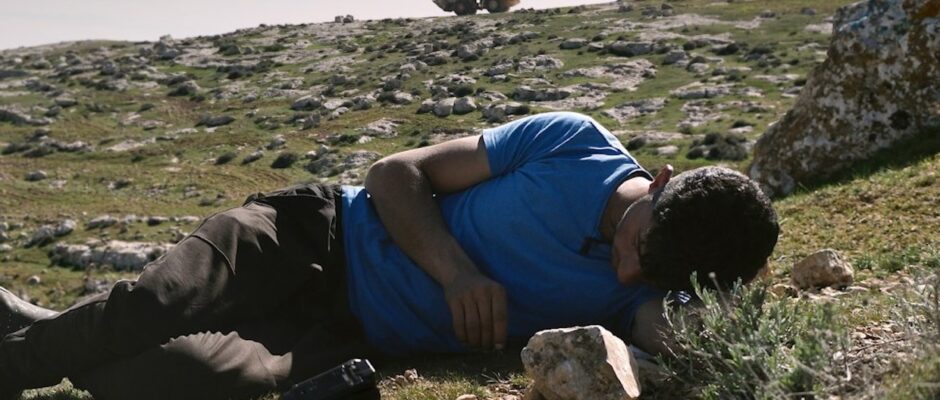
[443,270,508,351]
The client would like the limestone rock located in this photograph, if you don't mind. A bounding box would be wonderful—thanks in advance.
[433,97,456,117]
[52,240,174,271]
[521,325,640,400]
[197,114,235,127]
[87,215,118,229]
[453,97,477,115]
[168,80,200,97]
[560,38,589,50]
[749,0,940,197]
[604,98,667,124]
[608,41,654,57]
[291,95,322,111]
[791,249,854,290]
[25,170,48,182]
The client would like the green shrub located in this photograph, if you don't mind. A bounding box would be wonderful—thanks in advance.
[655,274,849,399]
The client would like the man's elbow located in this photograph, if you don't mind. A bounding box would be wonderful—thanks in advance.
[364,157,418,196]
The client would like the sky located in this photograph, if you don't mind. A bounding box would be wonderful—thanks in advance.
[0,0,612,50]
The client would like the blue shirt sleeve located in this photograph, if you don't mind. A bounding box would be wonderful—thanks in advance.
[482,112,607,176]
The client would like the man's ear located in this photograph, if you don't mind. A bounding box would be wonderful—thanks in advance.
[649,164,674,194]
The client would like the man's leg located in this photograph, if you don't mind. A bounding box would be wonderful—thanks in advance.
[0,186,345,391]
[71,319,373,400]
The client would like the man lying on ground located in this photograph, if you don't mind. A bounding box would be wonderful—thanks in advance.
[0,111,779,400]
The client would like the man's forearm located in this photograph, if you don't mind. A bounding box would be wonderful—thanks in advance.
[364,159,479,286]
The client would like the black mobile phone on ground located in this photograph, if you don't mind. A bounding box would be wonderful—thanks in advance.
[282,358,380,400]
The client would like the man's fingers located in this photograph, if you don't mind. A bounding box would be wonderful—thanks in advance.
[477,290,494,349]
[450,300,467,345]
[463,299,481,348]
[492,285,508,350]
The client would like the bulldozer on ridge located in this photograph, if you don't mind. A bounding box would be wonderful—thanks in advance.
[433,0,522,16]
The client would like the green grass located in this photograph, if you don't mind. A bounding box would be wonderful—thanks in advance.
[4,0,937,398]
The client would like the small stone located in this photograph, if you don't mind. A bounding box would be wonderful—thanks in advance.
[87,215,118,229]
[769,283,798,298]
[146,216,169,226]
[168,80,200,97]
[267,135,287,150]
[456,395,478,400]
[655,145,679,157]
[560,38,589,50]
[453,97,477,115]
[608,41,654,57]
[26,275,41,285]
[242,150,264,165]
[433,98,456,117]
[197,115,235,127]
[662,50,689,65]
[522,326,640,400]
[791,249,854,290]
[54,97,78,107]
[291,95,322,111]
[53,219,76,237]
[25,170,48,182]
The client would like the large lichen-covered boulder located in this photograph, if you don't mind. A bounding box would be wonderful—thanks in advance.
[749,0,940,197]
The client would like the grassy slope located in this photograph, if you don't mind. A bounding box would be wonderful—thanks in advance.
[2,0,937,398]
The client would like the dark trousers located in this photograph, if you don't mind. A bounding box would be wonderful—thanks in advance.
[0,184,374,400]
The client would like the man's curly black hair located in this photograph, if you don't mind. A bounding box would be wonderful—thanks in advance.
[639,166,779,291]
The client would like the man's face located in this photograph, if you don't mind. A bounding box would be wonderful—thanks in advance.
[610,195,656,285]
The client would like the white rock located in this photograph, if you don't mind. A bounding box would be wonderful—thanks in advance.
[521,326,640,400]
[87,215,118,229]
[52,240,174,271]
[453,97,477,115]
[433,97,456,117]
[791,249,854,290]
[25,170,48,182]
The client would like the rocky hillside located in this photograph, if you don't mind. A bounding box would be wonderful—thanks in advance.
[0,0,850,304]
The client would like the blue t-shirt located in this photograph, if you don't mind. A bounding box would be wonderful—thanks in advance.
[341,112,664,356]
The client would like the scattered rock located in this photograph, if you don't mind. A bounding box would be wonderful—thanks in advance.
[482,102,530,123]
[433,97,456,117]
[271,152,299,169]
[655,145,679,157]
[53,219,76,237]
[686,132,749,161]
[608,41,654,57]
[197,114,235,127]
[242,150,264,164]
[291,95,322,111]
[146,216,168,226]
[26,275,41,285]
[560,61,656,90]
[662,50,689,65]
[513,86,573,102]
[670,83,733,99]
[25,170,48,182]
[267,135,287,150]
[604,98,667,123]
[560,38,589,50]
[168,80,200,96]
[453,97,477,115]
[0,107,50,126]
[87,215,118,229]
[791,249,855,290]
[749,0,940,197]
[52,240,175,271]
[521,326,641,400]
[517,55,564,72]
[362,119,402,137]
